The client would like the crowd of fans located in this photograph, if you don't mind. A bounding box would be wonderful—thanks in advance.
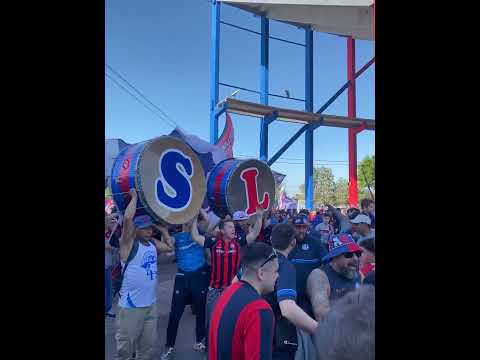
[105,190,375,360]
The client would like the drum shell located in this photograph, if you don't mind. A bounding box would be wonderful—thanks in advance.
[207,158,276,218]
[110,141,153,219]
[110,136,206,225]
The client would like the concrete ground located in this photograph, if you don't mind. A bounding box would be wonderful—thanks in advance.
[105,254,206,360]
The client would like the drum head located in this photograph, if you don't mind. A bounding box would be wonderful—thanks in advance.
[136,136,206,225]
[225,159,275,216]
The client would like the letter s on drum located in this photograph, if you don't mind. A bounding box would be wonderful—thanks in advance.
[155,149,194,212]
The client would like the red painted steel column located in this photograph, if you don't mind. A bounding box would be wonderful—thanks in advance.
[347,37,359,208]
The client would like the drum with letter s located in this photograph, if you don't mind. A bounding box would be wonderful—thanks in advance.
[110,136,206,225]
[207,158,275,218]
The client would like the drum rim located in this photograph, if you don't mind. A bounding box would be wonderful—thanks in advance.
[207,158,275,218]
[135,138,163,224]
[110,142,149,215]
[136,135,206,225]
[207,157,236,218]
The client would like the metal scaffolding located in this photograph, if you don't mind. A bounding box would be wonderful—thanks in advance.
[210,1,375,209]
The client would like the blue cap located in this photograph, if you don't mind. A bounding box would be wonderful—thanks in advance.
[292,216,308,226]
[133,215,153,229]
[321,234,362,264]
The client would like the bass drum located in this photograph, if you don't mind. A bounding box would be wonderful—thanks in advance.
[110,136,206,225]
[207,158,275,218]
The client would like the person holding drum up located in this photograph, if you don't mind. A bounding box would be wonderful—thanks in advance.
[190,206,265,351]
[160,209,211,360]
[116,189,172,360]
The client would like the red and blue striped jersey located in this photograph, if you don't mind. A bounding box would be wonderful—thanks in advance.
[209,280,275,360]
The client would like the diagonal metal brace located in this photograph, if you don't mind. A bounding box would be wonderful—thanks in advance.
[215,102,228,119]
[352,120,367,135]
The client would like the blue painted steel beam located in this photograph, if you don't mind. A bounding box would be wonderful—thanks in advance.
[316,80,350,115]
[268,76,346,165]
[260,112,278,162]
[267,123,309,166]
[219,20,305,47]
[259,16,269,161]
[215,103,227,119]
[210,1,221,144]
[305,28,314,210]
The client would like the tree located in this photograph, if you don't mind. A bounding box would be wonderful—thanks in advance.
[297,167,336,206]
[358,155,375,194]
[314,167,336,205]
[334,178,348,206]
[296,184,305,200]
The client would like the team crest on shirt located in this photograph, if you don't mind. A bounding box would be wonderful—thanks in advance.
[302,243,310,251]
[141,251,157,281]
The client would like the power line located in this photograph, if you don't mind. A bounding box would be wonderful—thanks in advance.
[236,154,348,163]
[105,73,175,129]
[105,63,178,128]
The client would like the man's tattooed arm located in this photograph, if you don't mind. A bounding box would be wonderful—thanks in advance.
[306,268,331,321]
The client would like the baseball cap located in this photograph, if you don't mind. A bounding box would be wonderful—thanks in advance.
[292,216,309,226]
[133,215,154,229]
[321,234,362,263]
[350,214,372,225]
[232,210,249,221]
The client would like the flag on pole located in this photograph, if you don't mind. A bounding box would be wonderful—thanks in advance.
[278,190,298,210]
[216,112,234,158]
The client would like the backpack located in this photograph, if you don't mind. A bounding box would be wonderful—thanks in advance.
[112,239,155,297]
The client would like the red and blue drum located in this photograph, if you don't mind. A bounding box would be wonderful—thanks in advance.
[110,136,206,225]
[207,158,275,218]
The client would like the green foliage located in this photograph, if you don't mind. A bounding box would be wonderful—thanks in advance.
[334,177,348,206]
[358,155,375,192]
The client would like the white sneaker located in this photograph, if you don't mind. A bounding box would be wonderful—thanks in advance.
[193,342,206,352]
[161,347,175,360]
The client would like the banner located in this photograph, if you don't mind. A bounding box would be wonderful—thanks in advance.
[216,112,234,158]
[278,190,298,210]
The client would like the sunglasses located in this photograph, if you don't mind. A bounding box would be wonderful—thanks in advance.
[259,250,278,268]
[343,251,362,259]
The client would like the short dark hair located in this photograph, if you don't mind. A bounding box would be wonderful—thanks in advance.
[359,237,375,254]
[271,223,295,250]
[241,242,274,269]
[219,219,234,230]
[360,198,374,210]
[314,285,375,360]
[347,207,361,220]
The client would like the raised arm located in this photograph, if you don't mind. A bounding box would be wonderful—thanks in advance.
[246,207,265,244]
[326,204,351,234]
[306,269,331,321]
[119,189,137,261]
[153,224,174,252]
[155,224,175,249]
[199,208,209,226]
[191,216,206,247]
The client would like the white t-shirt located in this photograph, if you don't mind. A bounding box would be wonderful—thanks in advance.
[119,241,158,308]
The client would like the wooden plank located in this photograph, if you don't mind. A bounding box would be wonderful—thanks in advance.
[219,98,375,130]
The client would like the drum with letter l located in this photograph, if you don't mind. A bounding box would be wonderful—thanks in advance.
[207,158,275,218]
[110,136,206,225]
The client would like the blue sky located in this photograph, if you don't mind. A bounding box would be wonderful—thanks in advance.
[105,0,375,196]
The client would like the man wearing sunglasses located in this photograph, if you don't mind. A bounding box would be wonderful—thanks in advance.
[305,234,362,321]
[209,242,278,360]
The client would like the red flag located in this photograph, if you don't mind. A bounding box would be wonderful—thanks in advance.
[216,112,234,158]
